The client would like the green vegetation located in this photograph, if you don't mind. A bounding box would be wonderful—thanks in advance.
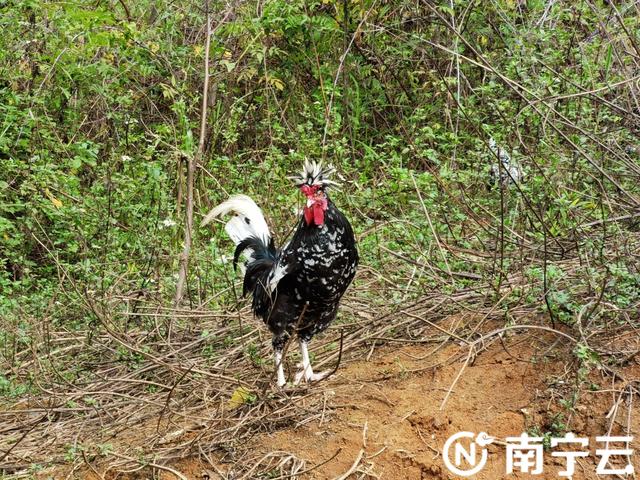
[0,0,639,474]
[2,0,639,315]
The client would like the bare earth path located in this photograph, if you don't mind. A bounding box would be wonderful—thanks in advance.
[73,323,638,480]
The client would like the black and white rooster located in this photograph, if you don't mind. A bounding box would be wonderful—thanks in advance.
[202,161,358,387]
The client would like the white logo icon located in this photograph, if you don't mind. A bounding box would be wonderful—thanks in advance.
[443,431,495,477]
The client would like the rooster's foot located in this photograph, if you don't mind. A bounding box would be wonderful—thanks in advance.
[294,368,330,385]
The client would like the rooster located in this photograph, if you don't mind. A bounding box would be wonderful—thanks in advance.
[202,161,358,387]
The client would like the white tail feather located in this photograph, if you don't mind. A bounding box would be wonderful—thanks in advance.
[201,194,271,245]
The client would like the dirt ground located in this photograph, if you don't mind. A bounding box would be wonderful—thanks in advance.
[130,329,637,480]
[50,323,638,480]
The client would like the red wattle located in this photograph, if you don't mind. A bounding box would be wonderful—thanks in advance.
[313,203,325,225]
[304,206,314,225]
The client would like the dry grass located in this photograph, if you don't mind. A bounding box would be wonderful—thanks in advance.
[1,232,638,478]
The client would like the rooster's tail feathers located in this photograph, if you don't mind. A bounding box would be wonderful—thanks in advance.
[233,236,279,297]
[201,194,271,245]
[233,236,275,270]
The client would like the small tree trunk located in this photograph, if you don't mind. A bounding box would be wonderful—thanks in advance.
[174,0,212,310]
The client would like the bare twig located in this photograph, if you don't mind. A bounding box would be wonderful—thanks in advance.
[335,449,365,480]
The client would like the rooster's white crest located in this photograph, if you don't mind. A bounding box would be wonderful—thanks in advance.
[290,159,339,188]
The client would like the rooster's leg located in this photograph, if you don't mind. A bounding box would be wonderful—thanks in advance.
[294,339,329,384]
[274,349,286,387]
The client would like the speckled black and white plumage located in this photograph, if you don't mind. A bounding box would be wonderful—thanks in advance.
[205,162,358,386]
[252,199,358,350]
[488,137,524,188]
